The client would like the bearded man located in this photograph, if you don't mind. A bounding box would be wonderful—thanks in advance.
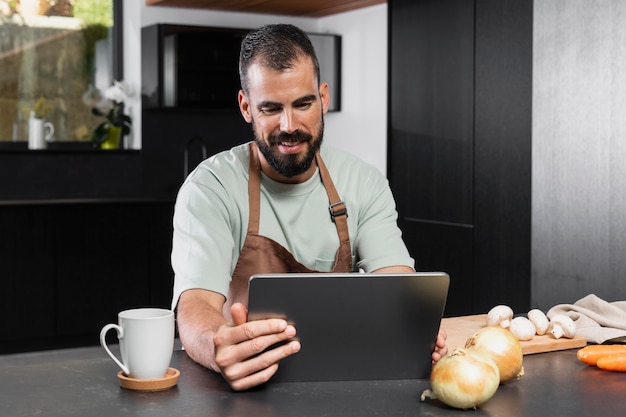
[171,23,447,391]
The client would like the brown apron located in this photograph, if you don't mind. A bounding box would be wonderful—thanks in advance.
[224,142,352,317]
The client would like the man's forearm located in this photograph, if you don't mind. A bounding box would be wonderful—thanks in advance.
[176,289,228,372]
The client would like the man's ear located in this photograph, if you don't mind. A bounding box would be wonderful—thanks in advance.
[319,81,330,115]
[238,90,252,123]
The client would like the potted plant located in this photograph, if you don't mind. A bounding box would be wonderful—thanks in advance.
[85,81,133,150]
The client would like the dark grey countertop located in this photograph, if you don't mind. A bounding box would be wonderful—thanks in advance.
[2,346,625,417]
[0,197,173,206]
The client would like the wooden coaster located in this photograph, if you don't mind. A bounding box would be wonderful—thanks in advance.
[117,367,180,392]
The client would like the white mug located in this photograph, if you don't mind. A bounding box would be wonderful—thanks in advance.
[28,118,54,150]
[100,308,175,380]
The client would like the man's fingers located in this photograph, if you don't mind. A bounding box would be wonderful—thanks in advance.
[231,302,248,326]
[223,339,301,390]
[213,307,301,390]
[216,323,296,363]
[214,320,297,373]
[228,363,279,391]
[215,317,289,345]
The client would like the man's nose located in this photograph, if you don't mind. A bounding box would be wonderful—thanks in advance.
[280,109,297,133]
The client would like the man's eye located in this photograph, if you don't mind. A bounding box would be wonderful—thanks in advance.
[260,107,280,114]
[296,102,313,110]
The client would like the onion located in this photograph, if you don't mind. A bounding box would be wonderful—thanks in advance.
[424,347,500,409]
[465,326,524,383]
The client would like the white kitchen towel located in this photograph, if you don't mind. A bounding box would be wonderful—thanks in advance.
[547,294,626,344]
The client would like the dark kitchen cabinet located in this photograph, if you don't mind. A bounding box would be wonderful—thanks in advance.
[388,0,533,316]
[0,201,174,353]
[1,207,56,343]
[141,24,341,112]
[141,24,248,110]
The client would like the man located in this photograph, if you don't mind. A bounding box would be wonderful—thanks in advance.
[171,24,447,391]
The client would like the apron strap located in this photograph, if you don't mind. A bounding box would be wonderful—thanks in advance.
[247,141,350,248]
[315,151,350,245]
[247,142,262,234]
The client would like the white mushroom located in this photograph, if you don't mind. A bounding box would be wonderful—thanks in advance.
[509,316,536,341]
[486,305,514,328]
[527,309,550,335]
[550,315,577,339]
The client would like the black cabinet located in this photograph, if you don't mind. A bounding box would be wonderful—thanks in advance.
[142,24,342,112]
[140,24,255,196]
[388,0,532,316]
[0,201,174,353]
[1,207,56,343]
[142,24,248,110]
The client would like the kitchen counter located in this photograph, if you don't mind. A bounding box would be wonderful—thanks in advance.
[1,346,624,416]
[0,197,173,206]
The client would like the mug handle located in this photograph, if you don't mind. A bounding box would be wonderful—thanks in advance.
[44,122,54,141]
[100,324,130,375]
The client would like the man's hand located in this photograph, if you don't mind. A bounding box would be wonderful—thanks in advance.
[213,303,301,391]
[431,328,448,363]
[176,291,300,391]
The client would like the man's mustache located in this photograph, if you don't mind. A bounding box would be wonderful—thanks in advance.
[269,131,313,145]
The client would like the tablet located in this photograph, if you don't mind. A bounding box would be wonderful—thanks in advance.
[247,272,449,382]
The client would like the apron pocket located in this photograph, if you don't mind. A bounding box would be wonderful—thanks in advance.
[315,256,355,272]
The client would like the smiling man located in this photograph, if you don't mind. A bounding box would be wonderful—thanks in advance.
[171,24,447,391]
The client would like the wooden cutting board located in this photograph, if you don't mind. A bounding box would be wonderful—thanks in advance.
[441,314,587,355]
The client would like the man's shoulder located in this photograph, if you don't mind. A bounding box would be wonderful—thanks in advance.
[183,142,250,190]
[209,142,250,164]
[321,145,383,178]
[196,142,250,173]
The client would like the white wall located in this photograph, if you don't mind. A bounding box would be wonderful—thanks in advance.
[123,2,388,174]
[319,5,388,174]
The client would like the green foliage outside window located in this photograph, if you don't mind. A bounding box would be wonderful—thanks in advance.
[0,0,118,145]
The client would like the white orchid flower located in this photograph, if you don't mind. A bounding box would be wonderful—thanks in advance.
[103,80,134,104]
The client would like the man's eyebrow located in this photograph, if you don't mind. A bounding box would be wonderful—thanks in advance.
[256,95,317,110]
[293,94,317,105]
[257,100,282,110]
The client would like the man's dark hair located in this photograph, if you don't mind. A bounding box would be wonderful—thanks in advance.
[239,24,320,94]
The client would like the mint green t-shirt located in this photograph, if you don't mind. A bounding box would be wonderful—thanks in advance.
[171,142,414,308]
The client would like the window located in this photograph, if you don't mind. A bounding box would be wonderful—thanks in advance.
[0,0,122,148]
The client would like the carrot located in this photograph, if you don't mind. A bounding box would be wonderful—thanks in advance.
[596,354,626,372]
[577,345,626,366]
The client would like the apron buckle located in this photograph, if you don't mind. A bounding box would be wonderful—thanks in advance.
[329,201,348,223]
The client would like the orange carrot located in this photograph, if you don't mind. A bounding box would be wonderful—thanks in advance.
[596,354,626,372]
[577,345,626,366]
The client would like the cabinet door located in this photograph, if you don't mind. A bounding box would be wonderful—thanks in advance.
[55,203,171,341]
[473,0,532,312]
[389,0,532,314]
[0,207,56,346]
[0,203,174,352]
[389,0,475,315]
[54,203,172,337]
[389,0,474,225]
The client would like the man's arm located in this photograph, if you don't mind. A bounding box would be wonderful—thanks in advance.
[176,289,227,372]
[176,289,301,391]
[374,265,415,273]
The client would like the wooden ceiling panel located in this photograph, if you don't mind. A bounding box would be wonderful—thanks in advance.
[145,0,386,17]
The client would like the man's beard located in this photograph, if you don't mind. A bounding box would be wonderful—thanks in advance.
[254,119,324,179]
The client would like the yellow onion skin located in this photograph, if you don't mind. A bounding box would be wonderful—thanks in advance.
[430,347,500,409]
[465,326,524,383]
